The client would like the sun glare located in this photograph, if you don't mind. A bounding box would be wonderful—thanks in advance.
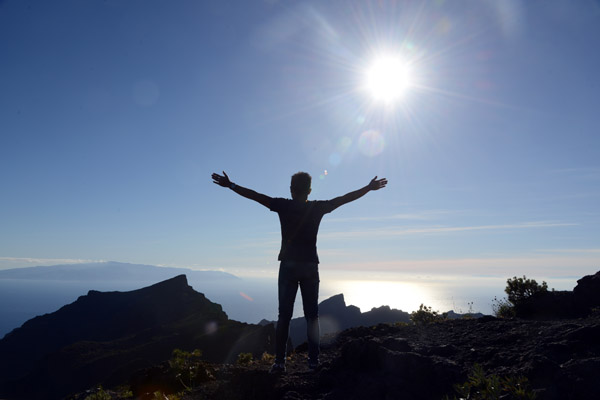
[335,280,431,313]
[365,55,413,104]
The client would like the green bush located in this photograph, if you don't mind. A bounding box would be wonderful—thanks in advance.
[84,387,112,400]
[505,276,548,305]
[151,392,180,400]
[236,352,253,365]
[169,348,212,391]
[261,351,275,363]
[410,304,447,325]
[493,276,548,318]
[446,364,537,400]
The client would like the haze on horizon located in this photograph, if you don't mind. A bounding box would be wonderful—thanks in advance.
[1,0,599,313]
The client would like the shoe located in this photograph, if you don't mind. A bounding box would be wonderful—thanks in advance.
[269,362,286,374]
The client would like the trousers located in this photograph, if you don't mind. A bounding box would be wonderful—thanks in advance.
[275,260,320,364]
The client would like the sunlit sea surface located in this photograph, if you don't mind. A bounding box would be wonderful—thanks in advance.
[0,275,579,339]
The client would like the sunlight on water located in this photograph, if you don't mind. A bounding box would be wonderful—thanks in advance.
[334,280,431,313]
[319,275,581,316]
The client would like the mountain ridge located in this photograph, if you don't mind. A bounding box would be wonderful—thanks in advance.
[0,275,274,400]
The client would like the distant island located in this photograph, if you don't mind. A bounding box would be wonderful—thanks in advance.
[0,260,239,281]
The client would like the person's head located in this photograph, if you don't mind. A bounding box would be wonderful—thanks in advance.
[290,172,312,200]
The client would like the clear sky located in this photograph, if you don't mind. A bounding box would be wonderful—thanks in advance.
[1,0,599,292]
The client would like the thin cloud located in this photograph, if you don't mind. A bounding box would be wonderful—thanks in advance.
[321,221,578,240]
[534,248,600,254]
[326,210,456,223]
[324,254,599,278]
[550,167,600,181]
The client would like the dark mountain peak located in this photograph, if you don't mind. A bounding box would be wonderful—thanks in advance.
[319,293,347,313]
[80,275,192,300]
[284,294,409,348]
[125,273,191,296]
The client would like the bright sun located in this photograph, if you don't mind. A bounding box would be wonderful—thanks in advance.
[365,54,413,104]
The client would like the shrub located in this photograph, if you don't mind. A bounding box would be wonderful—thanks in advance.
[169,348,212,391]
[236,352,253,365]
[410,304,447,325]
[492,296,515,318]
[84,387,112,400]
[261,352,275,363]
[493,276,549,318]
[505,276,548,305]
[151,392,180,400]
[446,364,537,400]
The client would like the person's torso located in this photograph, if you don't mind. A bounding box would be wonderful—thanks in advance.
[271,199,334,262]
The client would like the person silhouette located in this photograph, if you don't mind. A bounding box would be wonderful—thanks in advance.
[212,171,387,373]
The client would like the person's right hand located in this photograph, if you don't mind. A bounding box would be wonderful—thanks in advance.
[212,171,232,188]
[368,176,387,191]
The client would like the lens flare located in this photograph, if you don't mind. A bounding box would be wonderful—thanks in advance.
[338,137,352,152]
[358,130,385,157]
[239,292,254,302]
[204,321,218,335]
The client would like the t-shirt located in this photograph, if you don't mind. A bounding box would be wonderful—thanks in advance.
[269,198,336,263]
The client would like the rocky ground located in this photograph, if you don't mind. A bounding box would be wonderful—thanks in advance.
[115,312,600,400]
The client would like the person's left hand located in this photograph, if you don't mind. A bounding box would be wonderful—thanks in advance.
[368,176,388,191]
[212,171,232,188]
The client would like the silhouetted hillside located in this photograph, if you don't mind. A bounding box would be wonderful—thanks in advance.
[0,275,274,400]
[0,261,265,338]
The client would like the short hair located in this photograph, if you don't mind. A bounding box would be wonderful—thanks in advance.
[290,172,312,196]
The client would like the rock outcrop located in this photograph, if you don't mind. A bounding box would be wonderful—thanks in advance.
[267,293,411,347]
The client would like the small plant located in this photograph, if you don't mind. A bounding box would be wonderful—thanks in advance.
[410,304,447,325]
[151,392,180,400]
[446,364,537,400]
[236,352,253,365]
[261,351,275,363]
[169,348,212,392]
[84,387,112,400]
[492,296,515,318]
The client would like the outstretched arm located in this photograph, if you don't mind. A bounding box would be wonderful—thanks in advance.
[329,176,387,211]
[212,171,272,208]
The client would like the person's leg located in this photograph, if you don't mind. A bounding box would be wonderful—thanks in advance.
[275,261,299,365]
[299,262,320,366]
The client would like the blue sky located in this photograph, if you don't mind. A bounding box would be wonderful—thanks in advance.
[1,0,599,291]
